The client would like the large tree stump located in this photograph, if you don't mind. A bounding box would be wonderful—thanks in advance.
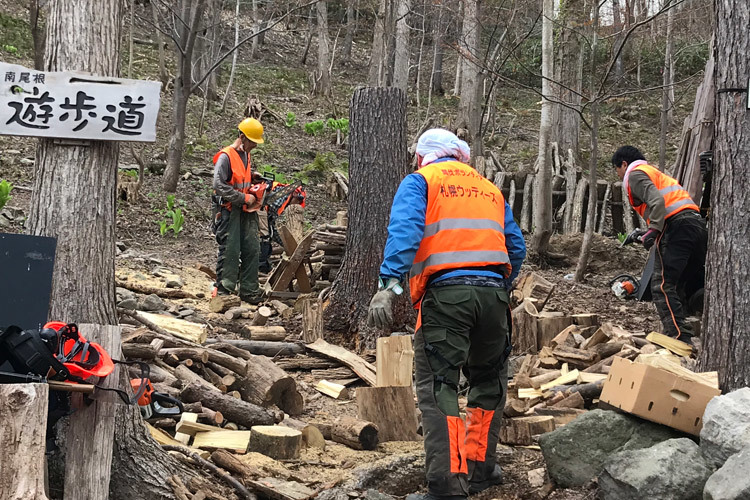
[248,426,303,460]
[357,386,419,441]
[235,354,304,415]
[325,87,413,338]
[0,383,49,500]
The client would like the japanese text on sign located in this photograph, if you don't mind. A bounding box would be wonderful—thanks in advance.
[0,62,161,142]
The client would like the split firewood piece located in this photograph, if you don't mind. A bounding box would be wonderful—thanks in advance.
[175,420,225,436]
[536,312,574,349]
[192,430,251,453]
[551,345,600,368]
[518,387,544,399]
[357,386,420,442]
[576,372,608,384]
[500,416,555,446]
[279,418,326,450]
[174,412,199,445]
[307,339,377,386]
[530,370,562,390]
[376,335,414,387]
[314,379,349,399]
[269,300,292,318]
[516,272,555,310]
[248,426,302,460]
[550,390,585,409]
[136,311,208,344]
[550,325,580,349]
[300,297,324,343]
[239,325,287,342]
[504,398,531,418]
[533,407,587,427]
[539,369,580,391]
[180,381,278,428]
[209,294,242,313]
[511,299,539,354]
[251,306,273,326]
[645,331,692,357]
[235,354,304,415]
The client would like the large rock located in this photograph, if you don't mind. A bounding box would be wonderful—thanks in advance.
[539,409,681,488]
[700,388,750,468]
[598,438,712,500]
[703,448,750,500]
[348,452,425,496]
[137,293,166,312]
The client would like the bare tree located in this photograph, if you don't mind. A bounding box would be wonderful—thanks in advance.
[659,0,675,170]
[368,0,389,85]
[699,0,750,391]
[151,0,168,85]
[392,0,411,90]
[531,0,554,257]
[456,0,483,158]
[29,0,46,70]
[221,0,242,111]
[313,0,332,95]
[342,0,357,60]
[430,0,446,95]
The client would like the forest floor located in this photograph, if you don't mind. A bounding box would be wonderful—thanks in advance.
[0,2,703,498]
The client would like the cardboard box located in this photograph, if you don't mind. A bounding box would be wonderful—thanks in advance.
[599,357,721,435]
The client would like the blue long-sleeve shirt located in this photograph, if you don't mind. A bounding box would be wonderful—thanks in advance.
[379,162,526,288]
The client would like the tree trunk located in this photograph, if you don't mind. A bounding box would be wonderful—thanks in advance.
[430,0,445,95]
[452,0,464,96]
[551,0,584,158]
[30,0,46,70]
[659,0,675,170]
[0,384,49,500]
[314,0,332,96]
[457,0,482,158]
[151,0,168,86]
[325,88,411,340]
[531,0,554,257]
[392,0,410,90]
[221,0,241,111]
[163,0,207,193]
[342,0,357,60]
[368,0,389,86]
[612,0,624,82]
[574,2,599,282]
[698,0,750,391]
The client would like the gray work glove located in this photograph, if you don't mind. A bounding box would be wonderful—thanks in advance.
[367,290,396,329]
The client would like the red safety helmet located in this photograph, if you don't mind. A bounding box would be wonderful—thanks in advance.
[44,321,115,380]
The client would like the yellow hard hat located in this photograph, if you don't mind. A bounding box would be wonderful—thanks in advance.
[238,117,264,144]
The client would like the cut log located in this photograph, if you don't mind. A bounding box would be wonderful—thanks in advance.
[550,391,585,409]
[205,339,303,356]
[307,339,377,386]
[330,417,379,450]
[237,354,304,415]
[209,295,241,313]
[239,326,288,342]
[357,386,420,442]
[645,332,692,357]
[224,306,253,320]
[277,356,340,371]
[251,306,273,326]
[192,430,251,453]
[116,279,197,299]
[300,297,324,343]
[550,325,580,349]
[376,335,414,387]
[314,379,349,399]
[571,313,599,327]
[269,300,292,318]
[180,381,278,428]
[0,383,49,500]
[589,341,626,360]
[504,398,530,418]
[311,366,356,380]
[536,313,574,350]
[248,426,302,460]
[279,418,326,449]
[511,299,539,355]
[122,342,159,360]
[500,416,555,445]
[162,347,247,376]
[137,311,208,344]
[335,210,348,226]
[551,345,599,368]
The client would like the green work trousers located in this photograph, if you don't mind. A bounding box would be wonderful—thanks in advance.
[414,284,510,497]
[215,207,260,298]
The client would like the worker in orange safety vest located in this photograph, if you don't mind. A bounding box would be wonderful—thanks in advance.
[211,117,265,304]
[367,129,526,499]
[613,145,707,344]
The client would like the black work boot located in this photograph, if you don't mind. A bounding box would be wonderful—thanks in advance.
[468,462,503,494]
[405,494,467,500]
[240,293,264,305]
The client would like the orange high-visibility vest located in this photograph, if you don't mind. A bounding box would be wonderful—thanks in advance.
[213,147,253,212]
[408,160,511,305]
[626,163,699,223]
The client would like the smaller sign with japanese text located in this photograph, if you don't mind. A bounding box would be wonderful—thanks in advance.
[0,62,161,142]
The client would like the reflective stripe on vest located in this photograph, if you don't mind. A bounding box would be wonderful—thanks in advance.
[626,163,699,223]
[212,146,253,211]
[408,160,511,305]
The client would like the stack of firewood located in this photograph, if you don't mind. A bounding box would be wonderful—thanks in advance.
[310,214,347,286]
[499,320,715,446]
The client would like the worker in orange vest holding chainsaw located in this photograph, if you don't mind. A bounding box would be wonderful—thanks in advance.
[211,118,266,304]
[613,145,708,345]
[368,129,526,499]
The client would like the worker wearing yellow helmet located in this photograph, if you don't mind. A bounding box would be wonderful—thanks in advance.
[210,117,265,304]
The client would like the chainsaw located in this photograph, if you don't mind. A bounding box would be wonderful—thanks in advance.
[130,378,183,419]
[609,274,641,300]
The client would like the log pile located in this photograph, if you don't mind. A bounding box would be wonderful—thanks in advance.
[500,320,713,446]
[311,219,346,285]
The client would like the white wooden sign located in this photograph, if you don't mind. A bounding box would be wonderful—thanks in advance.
[0,62,161,142]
